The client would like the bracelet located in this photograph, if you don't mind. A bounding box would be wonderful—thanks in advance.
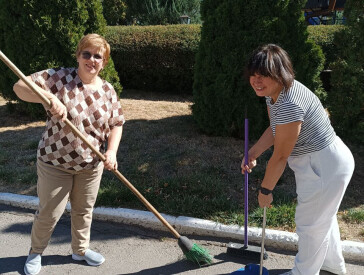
[260,187,273,195]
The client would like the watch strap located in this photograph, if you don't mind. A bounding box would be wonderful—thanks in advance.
[260,187,273,195]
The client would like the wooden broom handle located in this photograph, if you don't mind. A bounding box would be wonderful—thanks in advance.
[0,50,180,239]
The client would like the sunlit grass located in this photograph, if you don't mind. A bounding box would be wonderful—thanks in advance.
[1,91,362,240]
[342,206,364,223]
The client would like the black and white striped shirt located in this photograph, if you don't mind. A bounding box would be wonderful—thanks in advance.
[266,80,336,156]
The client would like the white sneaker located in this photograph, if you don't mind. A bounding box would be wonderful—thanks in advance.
[24,253,42,275]
[72,249,105,266]
[321,265,347,275]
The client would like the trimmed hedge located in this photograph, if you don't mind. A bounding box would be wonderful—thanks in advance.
[105,24,201,93]
[106,24,342,96]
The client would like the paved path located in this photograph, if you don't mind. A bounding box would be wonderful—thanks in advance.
[1,204,363,275]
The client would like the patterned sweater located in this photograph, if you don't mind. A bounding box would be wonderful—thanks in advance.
[32,67,125,171]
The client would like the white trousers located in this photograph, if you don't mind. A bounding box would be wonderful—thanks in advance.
[288,137,354,275]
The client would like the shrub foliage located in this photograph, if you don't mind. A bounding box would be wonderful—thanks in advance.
[328,0,364,143]
[106,24,201,93]
[102,24,342,96]
[0,0,122,117]
[307,25,346,69]
[125,0,202,25]
[192,0,324,139]
[103,0,127,26]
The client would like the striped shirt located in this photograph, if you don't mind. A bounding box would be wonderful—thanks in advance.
[32,67,125,171]
[266,80,335,156]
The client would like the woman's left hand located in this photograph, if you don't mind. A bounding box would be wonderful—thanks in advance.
[104,150,118,171]
[258,191,273,208]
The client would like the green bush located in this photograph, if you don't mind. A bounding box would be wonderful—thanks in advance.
[103,24,343,97]
[125,0,202,25]
[327,0,364,143]
[102,0,127,25]
[307,25,346,92]
[307,25,346,69]
[106,24,201,93]
[192,0,324,139]
[0,0,122,118]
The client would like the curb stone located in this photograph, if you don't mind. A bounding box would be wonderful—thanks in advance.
[0,192,363,262]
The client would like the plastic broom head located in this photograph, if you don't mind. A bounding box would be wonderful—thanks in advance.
[184,243,213,265]
[178,236,213,265]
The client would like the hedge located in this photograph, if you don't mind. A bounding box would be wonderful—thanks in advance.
[105,24,201,94]
[106,24,342,95]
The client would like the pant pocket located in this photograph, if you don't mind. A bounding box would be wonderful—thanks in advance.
[289,155,322,196]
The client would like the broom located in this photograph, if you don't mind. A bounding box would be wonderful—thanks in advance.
[227,109,268,260]
[0,50,213,266]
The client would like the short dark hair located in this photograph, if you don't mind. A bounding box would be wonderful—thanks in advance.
[246,44,295,90]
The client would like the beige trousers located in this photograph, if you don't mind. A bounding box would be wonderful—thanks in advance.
[31,160,103,255]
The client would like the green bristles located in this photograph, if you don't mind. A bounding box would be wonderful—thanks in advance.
[184,243,213,266]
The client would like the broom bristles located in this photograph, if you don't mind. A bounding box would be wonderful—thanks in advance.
[184,243,213,266]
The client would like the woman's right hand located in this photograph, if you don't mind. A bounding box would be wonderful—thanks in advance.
[13,78,67,121]
[258,192,273,208]
[241,156,257,174]
[48,95,67,121]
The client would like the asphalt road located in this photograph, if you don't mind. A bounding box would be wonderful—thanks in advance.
[0,204,363,275]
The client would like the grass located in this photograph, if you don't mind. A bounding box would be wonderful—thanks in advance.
[0,140,38,187]
[0,150,9,165]
[342,206,364,224]
[0,91,363,241]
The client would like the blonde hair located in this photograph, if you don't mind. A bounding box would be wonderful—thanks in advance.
[76,33,111,65]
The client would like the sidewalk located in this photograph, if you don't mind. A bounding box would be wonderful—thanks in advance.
[1,192,363,263]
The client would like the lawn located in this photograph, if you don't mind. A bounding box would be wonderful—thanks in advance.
[0,90,363,242]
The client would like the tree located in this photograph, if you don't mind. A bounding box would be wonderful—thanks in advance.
[0,0,122,117]
[125,0,202,25]
[192,0,324,139]
[327,0,364,143]
[103,0,127,25]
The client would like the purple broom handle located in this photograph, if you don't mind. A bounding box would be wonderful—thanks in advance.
[244,115,249,247]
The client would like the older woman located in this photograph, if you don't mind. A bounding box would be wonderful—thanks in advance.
[13,34,125,275]
[242,44,354,275]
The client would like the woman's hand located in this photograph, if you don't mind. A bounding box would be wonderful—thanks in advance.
[241,156,257,174]
[258,191,273,208]
[104,150,118,171]
[48,95,67,121]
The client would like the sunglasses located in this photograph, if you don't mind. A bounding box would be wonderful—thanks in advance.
[81,51,104,63]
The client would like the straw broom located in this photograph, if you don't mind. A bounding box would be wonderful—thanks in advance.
[0,50,213,266]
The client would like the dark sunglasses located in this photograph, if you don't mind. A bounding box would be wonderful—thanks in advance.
[81,51,104,62]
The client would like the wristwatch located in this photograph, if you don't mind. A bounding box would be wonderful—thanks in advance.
[260,187,273,195]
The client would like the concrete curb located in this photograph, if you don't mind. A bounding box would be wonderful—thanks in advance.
[1,192,363,262]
